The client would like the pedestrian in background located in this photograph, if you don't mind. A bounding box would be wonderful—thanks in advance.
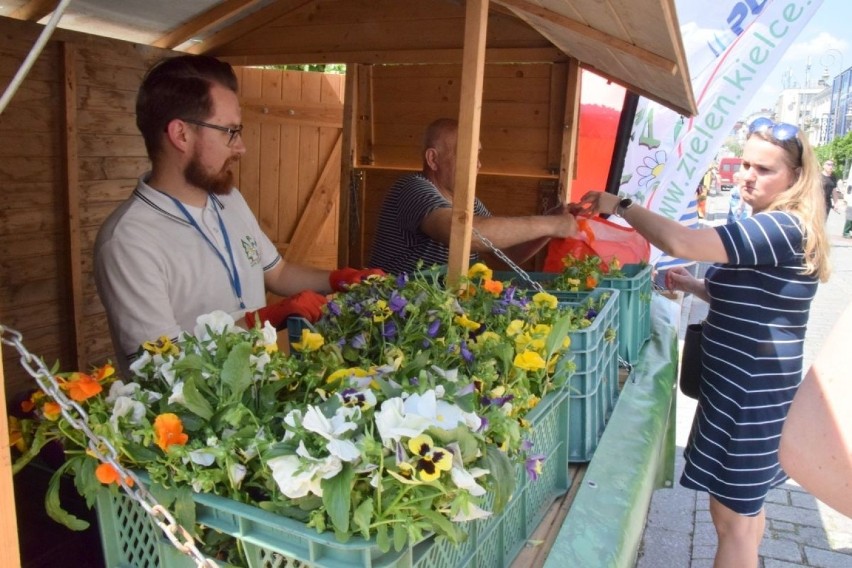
[580,117,831,568]
[821,159,837,218]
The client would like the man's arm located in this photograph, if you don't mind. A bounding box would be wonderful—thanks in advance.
[263,260,332,298]
[419,207,577,262]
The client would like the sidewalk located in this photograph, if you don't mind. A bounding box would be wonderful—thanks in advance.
[635,208,852,568]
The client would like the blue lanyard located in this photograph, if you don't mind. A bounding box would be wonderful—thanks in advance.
[169,196,245,309]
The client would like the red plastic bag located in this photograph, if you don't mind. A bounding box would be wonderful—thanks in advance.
[543,216,650,273]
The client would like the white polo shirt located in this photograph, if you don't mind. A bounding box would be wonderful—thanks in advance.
[94,175,281,373]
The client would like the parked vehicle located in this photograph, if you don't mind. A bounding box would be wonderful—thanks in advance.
[717,157,743,191]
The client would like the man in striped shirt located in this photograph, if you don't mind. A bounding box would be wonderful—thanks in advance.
[368,118,579,275]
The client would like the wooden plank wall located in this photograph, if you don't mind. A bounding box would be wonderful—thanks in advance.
[0,19,165,400]
[235,67,344,271]
[356,62,564,268]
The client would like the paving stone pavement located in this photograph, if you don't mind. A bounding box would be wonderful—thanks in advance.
[635,197,852,568]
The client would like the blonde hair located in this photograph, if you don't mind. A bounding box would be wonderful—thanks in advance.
[748,128,831,282]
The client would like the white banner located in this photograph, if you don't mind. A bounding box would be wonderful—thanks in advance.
[619,0,823,263]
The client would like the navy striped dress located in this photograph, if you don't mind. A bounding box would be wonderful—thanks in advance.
[680,211,819,515]
[368,173,491,274]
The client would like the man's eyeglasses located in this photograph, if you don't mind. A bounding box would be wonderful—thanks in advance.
[748,117,802,159]
[182,118,243,146]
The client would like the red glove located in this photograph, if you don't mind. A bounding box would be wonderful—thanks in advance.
[244,290,328,329]
[329,267,386,292]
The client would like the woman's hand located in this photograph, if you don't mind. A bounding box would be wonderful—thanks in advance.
[665,266,704,297]
[578,191,620,216]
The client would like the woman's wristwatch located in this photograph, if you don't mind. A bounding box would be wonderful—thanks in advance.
[613,197,634,217]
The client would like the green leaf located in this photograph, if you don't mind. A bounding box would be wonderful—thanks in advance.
[123,441,160,463]
[173,486,197,533]
[72,455,101,509]
[393,520,408,551]
[376,523,390,553]
[419,508,460,541]
[353,498,374,540]
[221,341,253,400]
[321,463,354,537]
[181,376,214,420]
[484,446,516,514]
[544,312,572,362]
[45,458,90,531]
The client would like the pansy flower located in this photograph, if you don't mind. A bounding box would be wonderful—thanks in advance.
[292,329,325,352]
[153,413,189,452]
[408,434,453,482]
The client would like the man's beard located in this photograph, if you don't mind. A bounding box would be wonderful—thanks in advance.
[184,152,238,195]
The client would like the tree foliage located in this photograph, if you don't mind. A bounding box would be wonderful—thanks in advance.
[816,131,852,180]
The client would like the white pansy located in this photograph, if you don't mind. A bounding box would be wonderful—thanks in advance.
[128,351,152,376]
[229,463,247,487]
[404,390,481,432]
[194,310,236,340]
[302,406,360,462]
[159,358,177,386]
[168,381,185,406]
[268,441,343,499]
[374,397,432,445]
[430,366,459,383]
[109,397,146,432]
[450,466,488,497]
[284,409,303,428]
[105,380,140,404]
[250,351,271,372]
[189,449,217,467]
[259,321,277,347]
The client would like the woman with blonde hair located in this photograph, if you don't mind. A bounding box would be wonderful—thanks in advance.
[580,117,830,567]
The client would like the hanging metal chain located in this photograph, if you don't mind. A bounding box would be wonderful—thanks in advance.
[0,324,217,568]
[472,227,547,294]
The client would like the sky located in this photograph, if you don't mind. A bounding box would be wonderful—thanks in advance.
[745,0,850,115]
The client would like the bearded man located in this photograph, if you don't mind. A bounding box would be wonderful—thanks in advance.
[95,55,377,374]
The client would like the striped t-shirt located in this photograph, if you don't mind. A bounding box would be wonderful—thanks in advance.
[680,210,819,515]
[368,173,491,274]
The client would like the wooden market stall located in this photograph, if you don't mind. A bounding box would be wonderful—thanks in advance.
[0,1,696,566]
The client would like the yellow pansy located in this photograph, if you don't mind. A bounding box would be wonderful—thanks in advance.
[514,350,546,371]
[454,314,481,331]
[475,331,501,345]
[408,434,453,482]
[532,292,558,310]
[292,329,325,352]
[326,367,371,385]
[142,336,180,356]
[506,320,525,337]
[372,300,391,322]
[467,263,493,281]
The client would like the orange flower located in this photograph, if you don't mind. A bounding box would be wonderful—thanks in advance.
[95,463,134,487]
[8,417,27,453]
[482,278,504,296]
[43,402,62,421]
[21,390,44,413]
[585,275,598,290]
[153,413,189,451]
[61,373,103,402]
[92,364,115,382]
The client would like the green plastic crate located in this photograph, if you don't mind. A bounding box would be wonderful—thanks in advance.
[412,388,571,568]
[495,264,652,364]
[95,389,570,568]
[555,289,620,462]
[564,337,618,462]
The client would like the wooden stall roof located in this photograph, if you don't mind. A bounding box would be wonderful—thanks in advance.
[1,0,696,117]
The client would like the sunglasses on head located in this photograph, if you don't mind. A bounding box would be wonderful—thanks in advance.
[748,117,802,159]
